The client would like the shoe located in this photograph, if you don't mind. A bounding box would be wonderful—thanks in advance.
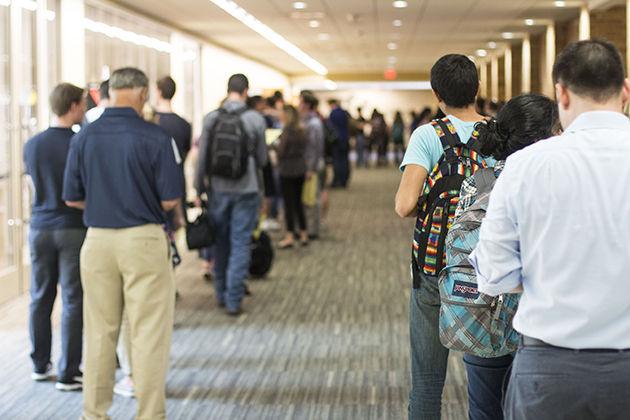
[55,378,82,392]
[278,239,295,249]
[73,371,83,384]
[203,272,213,283]
[114,376,135,398]
[308,234,319,241]
[226,307,243,317]
[32,363,53,382]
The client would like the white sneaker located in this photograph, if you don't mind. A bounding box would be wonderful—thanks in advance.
[114,376,135,398]
[261,218,281,232]
[31,363,53,381]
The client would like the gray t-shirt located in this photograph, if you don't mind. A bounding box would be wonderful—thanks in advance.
[194,100,268,195]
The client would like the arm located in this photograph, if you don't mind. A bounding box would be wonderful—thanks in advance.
[395,164,427,218]
[62,135,86,209]
[66,201,85,210]
[194,115,212,197]
[469,164,523,296]
[255,116,268,168]
[161,199,179,212]
[155,135,185,207]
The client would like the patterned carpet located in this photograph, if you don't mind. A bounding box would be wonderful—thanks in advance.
[0,167,467,419]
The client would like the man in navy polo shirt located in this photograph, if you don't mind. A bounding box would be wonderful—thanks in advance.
[24,83,86,392]
[63,67,183,420]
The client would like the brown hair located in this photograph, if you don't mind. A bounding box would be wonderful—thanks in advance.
[49,83,84,117]
[283,105,302,132]
[157,76,176,100]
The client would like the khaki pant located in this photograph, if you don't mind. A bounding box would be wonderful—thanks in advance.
[80,224,175,420]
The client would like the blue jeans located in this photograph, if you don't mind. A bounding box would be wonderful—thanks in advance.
[409,271,449,420]
[29,228,86,380]
[464,353,513,420]
[356,134,367,167]
[209,192,260,311]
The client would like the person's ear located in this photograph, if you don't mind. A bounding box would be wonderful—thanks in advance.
[555,83,570,110]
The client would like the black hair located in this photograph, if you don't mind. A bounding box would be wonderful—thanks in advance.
[247,95,264,109]
[430,54,479,108]
[300,90,318,110]
[227,73,249,94]
[394,111,403,123]
[476,94,559,161]
[553,39,625,103]
[99,80,109,101]
[157,76,176,100]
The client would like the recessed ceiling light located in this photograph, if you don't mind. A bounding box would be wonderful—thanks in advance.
[318,33,331,41]
[554,0,566,7]
[502,32,515,39]
[476,49,488,57]
[309,20,320,28]
[293,2,307,10]
[387,42,398,50]
[487,41,497,49]
[392,1,408,8]
[525,18,535,26]
[393,19,403,27]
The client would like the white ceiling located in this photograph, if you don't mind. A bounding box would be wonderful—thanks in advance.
[111,0,621,77]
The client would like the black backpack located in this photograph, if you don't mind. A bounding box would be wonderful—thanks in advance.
[249,230,274,278]
[207,108,250,179]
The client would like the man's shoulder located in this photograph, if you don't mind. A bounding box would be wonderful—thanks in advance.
[507,135,563,165]
[410,121,439,143]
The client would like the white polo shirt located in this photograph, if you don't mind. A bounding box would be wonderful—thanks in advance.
[470,111,630,349]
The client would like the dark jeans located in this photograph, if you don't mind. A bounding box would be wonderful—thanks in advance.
[356,134,367,167]
[279,175,307,234]
[332,144,350,187]
[464,353,513,420]
[29,228,86,380]
[209,192,260,311]
[505,344,630,420]
[409,270,449,420]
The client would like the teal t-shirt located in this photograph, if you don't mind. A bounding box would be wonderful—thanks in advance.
[399,115,495,172]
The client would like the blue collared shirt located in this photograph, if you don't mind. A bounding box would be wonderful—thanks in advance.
[63,107,184,228]
[469,111,630,349]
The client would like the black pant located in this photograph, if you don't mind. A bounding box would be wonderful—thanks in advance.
[29,228,86,380]
[280,175,307,234]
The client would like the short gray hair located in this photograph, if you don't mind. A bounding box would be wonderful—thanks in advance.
[109,67,148,90]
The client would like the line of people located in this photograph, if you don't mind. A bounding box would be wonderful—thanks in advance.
[397,39,630,420]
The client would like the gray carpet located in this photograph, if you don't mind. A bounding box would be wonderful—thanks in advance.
[0,168,467,419]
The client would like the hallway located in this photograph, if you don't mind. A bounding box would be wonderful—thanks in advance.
[0,168,467,420]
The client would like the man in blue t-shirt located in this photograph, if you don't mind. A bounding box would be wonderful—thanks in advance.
[395,54,487,420]
[63,67,183,420]
[24,83,87,392]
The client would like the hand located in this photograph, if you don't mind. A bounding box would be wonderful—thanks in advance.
[194,197,203,208]
[305,171,314,181]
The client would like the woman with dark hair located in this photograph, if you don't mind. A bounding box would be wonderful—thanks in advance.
[276,105,309,248]
[391,111,405,163]
[454,93,560,420]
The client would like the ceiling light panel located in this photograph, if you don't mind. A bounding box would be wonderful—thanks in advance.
[293,1,307,10]
[392,1,408,8]
[208,0,328,75]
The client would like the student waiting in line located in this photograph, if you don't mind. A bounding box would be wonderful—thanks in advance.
[194,74,268,316]
[24,83,87,392]
[63,67,183,420]
[395,54,488,420]
[276,105,309,249]
[451,94,559,420]
[470,39,630,419]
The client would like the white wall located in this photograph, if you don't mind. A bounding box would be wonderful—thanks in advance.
[201,44,291,112]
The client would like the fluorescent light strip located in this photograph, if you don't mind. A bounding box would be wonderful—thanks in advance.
[83,18,173,54]
[208,0,328,75]
[297,80,432,91]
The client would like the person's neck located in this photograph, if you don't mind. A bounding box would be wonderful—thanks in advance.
[51,115,75,129]
[442,104,484,122]
[111,100,143,116]
[154,98,172,113]
[98,99,110,109]
[226,92,244,103]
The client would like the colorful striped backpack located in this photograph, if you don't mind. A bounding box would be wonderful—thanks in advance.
[411,117,487,284]
[438,168,520,357]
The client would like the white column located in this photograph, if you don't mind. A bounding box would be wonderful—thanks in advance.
[627,0,630,73]
[579,4,590,40]
[504,46,512,100]
[36,0,49,130]
[491,56,499,102]
[60,0,85,86]
[544,24,556,97]
[522,35,532,93]
[479,62,488,98]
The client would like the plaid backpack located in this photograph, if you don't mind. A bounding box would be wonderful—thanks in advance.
[438,168,520,357]
[411,117,487,284]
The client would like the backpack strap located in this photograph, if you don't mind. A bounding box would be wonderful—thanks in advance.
[432,118,464,159]
[473,168,497,194]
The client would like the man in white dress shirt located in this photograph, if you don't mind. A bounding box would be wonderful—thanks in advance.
[470,39,630,419]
